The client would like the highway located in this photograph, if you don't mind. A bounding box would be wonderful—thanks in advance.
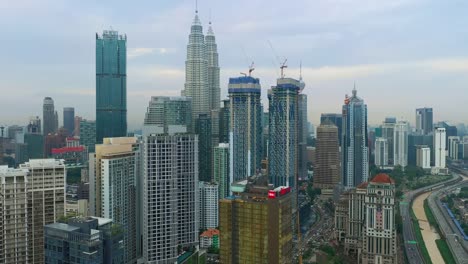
[400,173,461,264]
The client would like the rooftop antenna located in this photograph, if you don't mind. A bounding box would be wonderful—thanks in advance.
[299,60,303,81]
[209,8,211,25]
[249,62,255,76]
[195,0,198,14]
[280,59,288,78]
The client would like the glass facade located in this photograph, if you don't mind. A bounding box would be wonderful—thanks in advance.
[80,120,96,153]
[196,114,212,182]
[96,30,127,143]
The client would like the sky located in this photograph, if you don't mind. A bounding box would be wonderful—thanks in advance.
[1,0,468,130]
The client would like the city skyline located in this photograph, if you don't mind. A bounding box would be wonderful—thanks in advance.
[1,1,468,128]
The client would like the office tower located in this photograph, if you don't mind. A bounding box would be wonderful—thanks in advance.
[24,133,44,159]
[89,137,140,263]
[0,166,28,264]
[268,77,300,188]
[27,116,41,134]
[362,174,398,264]
[15,143,29,165]
[314,124,340,189]
[74,116,82,136]
[262,111,269,160]
[219,176,293,264]
[44,217,124,264]
[205,21,220,113]
[448,136,461,160]
[393,121,408,167]
[435,121,458,149]
[79,119,96,153]
[63,107,75,136]
[408,134,433,166]
[416,107,433,135]
[416,146,431,169]
[199,182,219,229]
[219,99,230,143]
[342,88,369,188]
[143,96,192,133]
[298,93,308,180]
[196,114,213,181]
[375,137,388,167]
[214,143,230,198]
[320,113,343,146]
[142,123,198,263]
[43,97,56,135]
[96,30,127,143]
[381,119,396,165]
[434,127,446,168]
[19,159,65,264]
[228,76,262,182]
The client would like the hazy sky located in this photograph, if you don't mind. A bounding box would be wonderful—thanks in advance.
[1,0,467,129]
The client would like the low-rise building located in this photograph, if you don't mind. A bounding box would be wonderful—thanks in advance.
[200,229,220,249]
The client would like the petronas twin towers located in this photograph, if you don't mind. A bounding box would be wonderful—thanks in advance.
[182,11,220,123]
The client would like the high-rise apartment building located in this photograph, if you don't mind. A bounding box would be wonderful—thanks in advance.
[393,121,408,167]
[63,107,75,136]
[268,77,301,188]
[375,137,388,167]
[219,176,293,264]
[434,127,446,168]
[199,182,219,229]
[143,96,192,133]
[196,114,213,181]
[361,174,398,264]
[321,113,343,146]
[448,136,461,160]
[342,88,369,188]
[79,119,96,153]
[416,145,431,169]
[228,76,262,182]
[314,124,340,189]
[20,159,65,264]
[0,166,28,264]
[96,30,127,143]
[43,97,56,135]
[416,107,433,135]
[214,143,230,198]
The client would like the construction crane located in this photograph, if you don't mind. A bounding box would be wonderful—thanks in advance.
[248,62,255,76]
[280,59,288,78]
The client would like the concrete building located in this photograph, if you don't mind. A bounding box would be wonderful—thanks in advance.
[314,124,340,190]
[214,143,230,198]
[408,134,433,167]
[228,76,262,182]
[416,107,433,135]
[44,217,124,264]
[342,88,369,188]
[199,182,219,229]
[219,176,293,264]
[0,166,29,264]
[375,137,388,167]
[63,107,75,136]
[393,121,408,167]
[321,113,343,146]
[20,159,66,264]
[416,146,431,169]
[200,229,220,249]
[361,174,398,264]
[448,136,461,160]
[434,127,446,168]
[380,120,395,166]
[43,97,56,136]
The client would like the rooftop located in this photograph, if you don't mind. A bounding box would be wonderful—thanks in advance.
[200,228,220,238]
[370,173,395,184]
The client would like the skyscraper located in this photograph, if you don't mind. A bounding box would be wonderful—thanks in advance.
[416,145,431,169]
[219,99,230,143]
[268,77,301,188]
[27,116,41,134]
[342,88,369,188]
[375,137,388,167]
[320,113,343,146]
[393,121,409,167]
[434,127,446,168]
[314,124,340,190]
[228,76,262,182]
[96,30,127,143]
[416,107,433,135]
[380,118,396,165]
[79,119,96,153]
[213,143,230,198]
[298,93,308,181]
[143,96,192,132]
[199,181,219,229]
[196,113,213,181]
[43,97,56,135]
[63,107,75,136]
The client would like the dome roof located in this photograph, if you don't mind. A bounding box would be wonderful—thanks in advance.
[370,173,395,184]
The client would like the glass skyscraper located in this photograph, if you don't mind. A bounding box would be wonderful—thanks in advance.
[63,107,75,136]
[96,30,127,143]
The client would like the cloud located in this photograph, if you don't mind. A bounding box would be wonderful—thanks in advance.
[128,48,176,59]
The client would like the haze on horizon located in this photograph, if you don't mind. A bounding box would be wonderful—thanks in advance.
[1,0,467,129]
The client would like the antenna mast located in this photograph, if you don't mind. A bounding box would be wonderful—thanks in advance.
[280,59,288,78]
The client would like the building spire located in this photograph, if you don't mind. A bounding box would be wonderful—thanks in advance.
[195,0,198,14]
[352,82,357,97]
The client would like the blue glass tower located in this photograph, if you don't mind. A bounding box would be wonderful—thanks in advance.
[96,30,127,143]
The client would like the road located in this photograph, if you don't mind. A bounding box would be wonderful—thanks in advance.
[400,173,461,264]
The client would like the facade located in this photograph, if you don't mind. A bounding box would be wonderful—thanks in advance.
[408,134,433,166]
[196,114,213,181]
[214,143,230,198]
[79,119,96,153]
[74,116,82,136]
[44,217,124,264]
[434,127,446,168]
[205,22,220,113]
[375,137,388,167]
[320,113,343,146]
[228,76,262,182]
[20,159,66,264]
[143,96,192,133]
[199,182,219,229]
[43,97,56,135]
[44,129,67,157]
[51,146,86,164]
[344,183,367,256]
[25,133,44,159]
[361,174,398,264]
[380,120,395,166]
[342,88,369,188]
[416,107,433,135]
[200,229,220,249]
[27,116,41,134]
[63,107,75,136]
[448,136,461,160]
[298,93,308,181]
[314,124,340,189]
[0,166,29,264]
[268,77,301,188]
[393,121,408,167]
[219,176,293,264]
[416,146,431,169]
[219,99,230,143]
[142,130,198,263]
[96,30,127,143]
